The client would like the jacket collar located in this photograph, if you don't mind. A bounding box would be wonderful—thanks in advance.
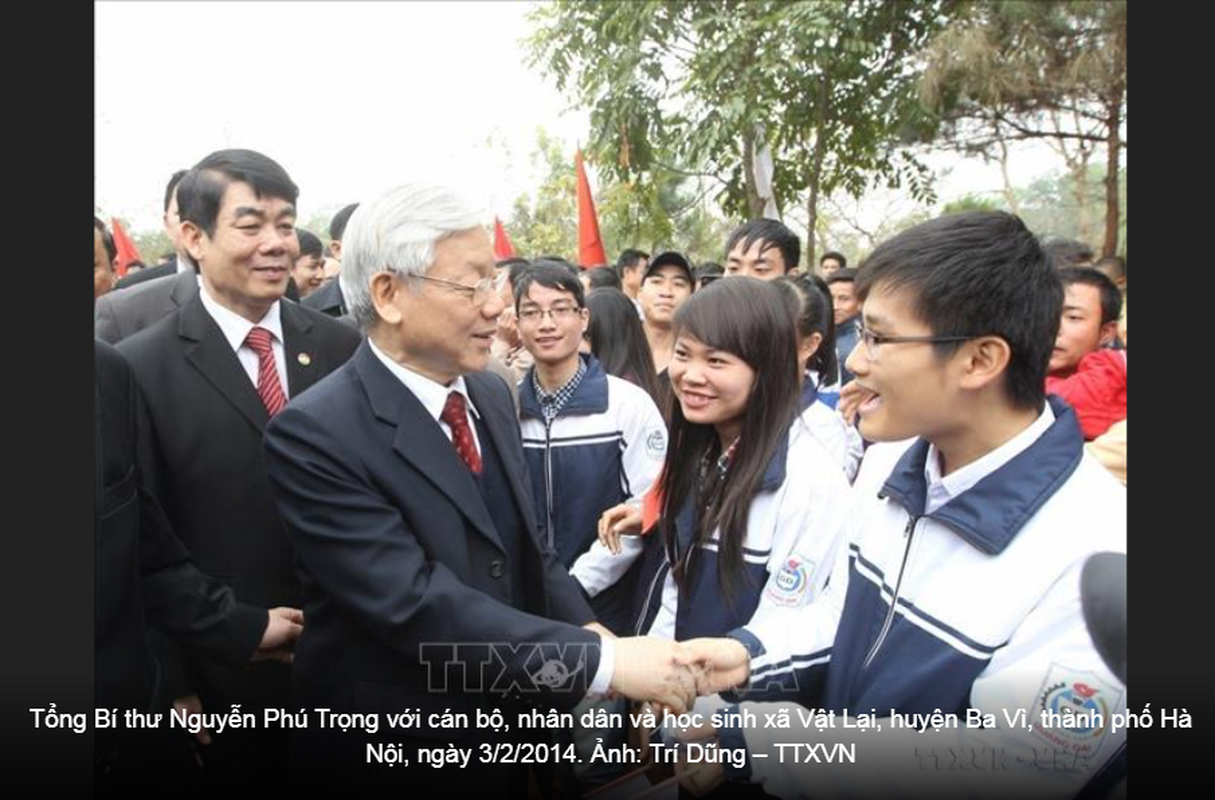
[878,397,1084,555]
[519,353,608,419]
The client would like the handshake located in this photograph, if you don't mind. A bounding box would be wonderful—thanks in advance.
[601,634,754,714]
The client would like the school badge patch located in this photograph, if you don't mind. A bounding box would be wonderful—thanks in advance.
[765,555,815,607]
[645,427,667,460]
[1029,662,1124,760]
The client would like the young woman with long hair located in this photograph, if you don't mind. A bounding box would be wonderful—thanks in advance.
[595,277,850,656]
[774,274,863,481]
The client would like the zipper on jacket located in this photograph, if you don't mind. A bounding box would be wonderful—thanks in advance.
[544,418,555,549]
[861,514,919,670]
[635,561,670,635]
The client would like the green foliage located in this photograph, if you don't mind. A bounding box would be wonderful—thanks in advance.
[917,0,1127,253]
[129,228,172,264]
[527,0,948,245]
[503,128,733,265]
[941,194,1002,215]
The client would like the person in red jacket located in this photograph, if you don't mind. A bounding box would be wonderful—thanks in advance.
[1046,267,1125,439]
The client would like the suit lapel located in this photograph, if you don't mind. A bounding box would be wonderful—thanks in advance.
[281,301,323,398]
[353,345,504,553]
[170,268,198,309]
[179,296,269,434]
[467,374,540,537]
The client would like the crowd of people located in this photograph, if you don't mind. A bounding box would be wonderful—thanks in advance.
[93,147,1127,799]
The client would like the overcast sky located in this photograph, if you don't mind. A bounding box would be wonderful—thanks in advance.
[95,1,1061,235]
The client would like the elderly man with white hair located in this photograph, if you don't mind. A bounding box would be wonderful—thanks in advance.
[263,179,695,794]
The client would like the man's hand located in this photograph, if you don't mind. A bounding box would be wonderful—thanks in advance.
[253,607,304,664]
[678,757,724,797]
[837,379,877,428]
[598,503,643,555]
[674,637,751,695]
[172,694,212,750]
[610,637,695,713]
[496,306,519,347]
[583,621,617,640]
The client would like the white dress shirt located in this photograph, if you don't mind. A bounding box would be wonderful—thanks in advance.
[198,283,289,397]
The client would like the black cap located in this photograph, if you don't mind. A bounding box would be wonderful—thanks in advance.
[643,250,693,283]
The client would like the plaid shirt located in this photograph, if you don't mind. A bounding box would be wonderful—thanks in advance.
[532,358,588,426]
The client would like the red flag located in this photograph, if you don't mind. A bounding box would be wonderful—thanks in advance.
[109,217,143,277]
[575,150,607,268]
[493,216,516,260]
[640,467,665,534]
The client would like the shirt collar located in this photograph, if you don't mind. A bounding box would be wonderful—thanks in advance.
[197,283,283,353]
[922,403,1056,515]
[533,357,587,404]
[366,338,480,424]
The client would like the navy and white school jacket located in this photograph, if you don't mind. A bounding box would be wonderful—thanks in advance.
[720,399,1128,799]
[518,354,667,575]
[797,375,863,483]
[623,418,851,642]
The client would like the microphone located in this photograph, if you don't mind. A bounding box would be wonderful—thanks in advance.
[1080,552,1127,685]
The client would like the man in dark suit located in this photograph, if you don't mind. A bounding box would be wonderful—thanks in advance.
[113,170,189,291]
[263,180,693,794]
[96,268,197,344]
[117,149,361,790]
[95,338,302,793]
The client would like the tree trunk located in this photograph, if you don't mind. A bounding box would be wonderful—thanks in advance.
[806,141,826,270]
[1103,16,1127,258]
[742,126,763,218]
[1072,155,1093,247]
[1102,119,1120,258]
[997,139,1021,216]
[804,79,830,270]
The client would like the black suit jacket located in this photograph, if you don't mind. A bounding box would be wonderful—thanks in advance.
[263,342,599,791]
[114,258,177,290]
[98,268,300,344]
[115,296,360,710]
[95,340,266,782]
[300,276,345,316]
[95,269,197,344]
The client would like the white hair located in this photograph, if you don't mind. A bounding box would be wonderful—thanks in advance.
[339,180,487,330]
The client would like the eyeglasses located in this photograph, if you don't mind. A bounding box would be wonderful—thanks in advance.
[412,272,503,307]
[857,323,977,361]
[518,305,583,323]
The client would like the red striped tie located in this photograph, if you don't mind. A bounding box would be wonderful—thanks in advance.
[440,391,482,474]
[245,326,287,417]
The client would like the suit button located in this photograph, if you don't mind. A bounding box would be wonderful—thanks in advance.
[490,560,505,579]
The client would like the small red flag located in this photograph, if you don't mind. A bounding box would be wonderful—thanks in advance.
[575,150,608,269]
[109,217,143,277]
[493,216,516,260]
[640,467,664,534]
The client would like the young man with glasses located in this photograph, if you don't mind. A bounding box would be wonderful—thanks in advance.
[676,212,1127,800]
[515,261,667,581]
[514,261,669,787]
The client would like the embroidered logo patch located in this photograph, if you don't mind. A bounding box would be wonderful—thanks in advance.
[645,427,667,460]
[765,556,815,607]
[1029,663,1123,760]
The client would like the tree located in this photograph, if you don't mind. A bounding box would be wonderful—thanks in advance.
[507,128,579,260]
[129,228,172,264]
[505,128,733,264]
[917,1,1127,255]
[528,0,946,267]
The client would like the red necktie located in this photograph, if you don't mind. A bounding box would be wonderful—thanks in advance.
[245,326,287,417]
[440,391,482,474]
